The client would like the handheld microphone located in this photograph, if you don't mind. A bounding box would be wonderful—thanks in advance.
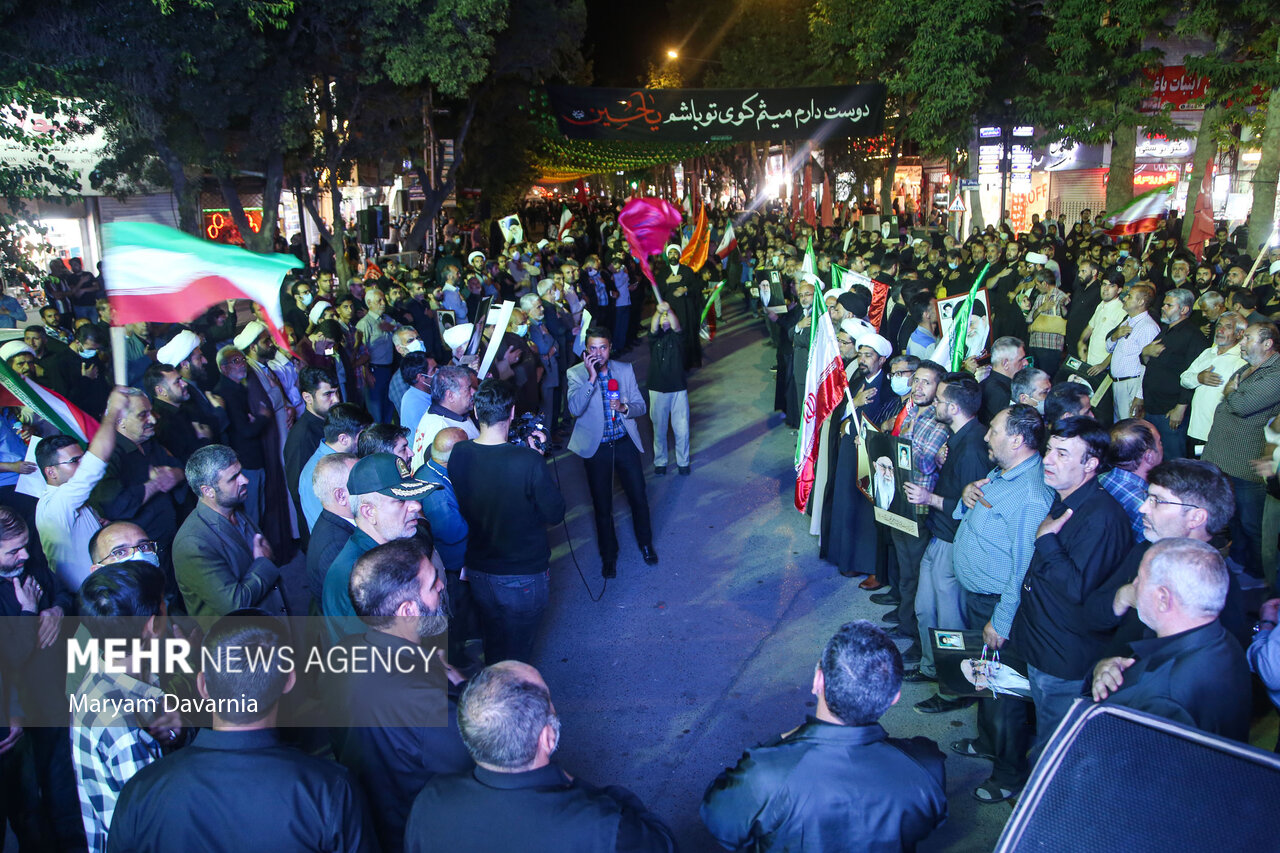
[606,378,620,407]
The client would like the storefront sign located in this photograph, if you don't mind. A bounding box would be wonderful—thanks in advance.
[546,84,886,141]
[1132,164,1182,192]
[1142,66,1208,113]
[203,208,262,245]
[1135,128,1194,161]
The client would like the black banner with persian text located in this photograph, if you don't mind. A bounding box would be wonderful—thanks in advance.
[545,85,887,142]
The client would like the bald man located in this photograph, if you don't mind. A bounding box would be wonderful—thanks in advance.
[416,427,472,666]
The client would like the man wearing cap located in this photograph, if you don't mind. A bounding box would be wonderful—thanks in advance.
[662,244,704,369]
[174,444,288,632]
[321,452,437,645]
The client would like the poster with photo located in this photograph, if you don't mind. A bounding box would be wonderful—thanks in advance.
[933,288,991,369]
[865,429,918,537]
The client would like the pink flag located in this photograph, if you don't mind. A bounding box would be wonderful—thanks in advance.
[618,197,683,301]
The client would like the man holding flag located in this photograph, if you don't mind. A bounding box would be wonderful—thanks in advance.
[662,245,704,370]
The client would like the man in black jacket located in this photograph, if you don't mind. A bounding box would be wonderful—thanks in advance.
[283,367,340,536]
[338,537,471,853]
[1133,288,1207,460]
[306,452,357,611]
[404,661,675,853]
[1010,417,1133,757]
[143,362,207,466]
[701,620,946,852]
[1090,537,1250,741]
[108,612,374,853]
[213,347,270,527]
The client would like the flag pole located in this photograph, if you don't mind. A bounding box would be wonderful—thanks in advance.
[110,326,127,386]
[1241,224,1279,290]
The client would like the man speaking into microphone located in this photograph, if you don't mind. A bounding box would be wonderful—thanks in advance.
[567,327,657,579]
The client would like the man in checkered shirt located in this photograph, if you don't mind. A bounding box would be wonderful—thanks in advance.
[70,561,183,853]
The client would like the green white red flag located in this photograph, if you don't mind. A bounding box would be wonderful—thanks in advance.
[101,222,300,350]
[1103,185,1175,237]
[0,357,100,498]
[795,275,849,512]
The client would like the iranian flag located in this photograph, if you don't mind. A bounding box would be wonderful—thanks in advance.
[715,220,737,259]
[102,222,300,350]
[0,358,101,498]
[556,206,576,240]
[1103,185,1175,237]
[801,235,817,277]
[795,280,849,512]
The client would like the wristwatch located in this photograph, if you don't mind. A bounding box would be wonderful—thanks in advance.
[1253,619,1277,636]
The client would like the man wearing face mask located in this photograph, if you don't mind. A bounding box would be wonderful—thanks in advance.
[174,444,288,632]
[1012,366,1051,415]
[322,453,438,646]
[36,388,131,592]
[42,324,109,415]
[388,326,431,419]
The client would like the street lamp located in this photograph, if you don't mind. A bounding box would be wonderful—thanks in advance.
[666,49,679,59]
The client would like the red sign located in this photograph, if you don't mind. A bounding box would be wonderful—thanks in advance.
[203,208,263,245]
[1132,164,1182,192]
[1142,66,1209,113]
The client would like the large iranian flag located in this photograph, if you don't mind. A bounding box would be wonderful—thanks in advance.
[0,358,101,498]
[794,283,849,512]
[102,222,300,348]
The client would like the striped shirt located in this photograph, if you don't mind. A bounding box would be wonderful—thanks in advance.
[952,453,1055,637]
[1203,354,1280,482]
[1106,311,1160,380]
[900,404,948,494]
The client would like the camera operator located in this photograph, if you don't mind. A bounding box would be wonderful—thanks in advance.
[450,380,565,663]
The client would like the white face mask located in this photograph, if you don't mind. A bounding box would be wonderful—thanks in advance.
[890,375,911,396]
[515,324,529,337]
[80,349,97,359]
[299,293,314,307]
[405,340,425,354]
[135,551,161,568]
[948,262,959,270]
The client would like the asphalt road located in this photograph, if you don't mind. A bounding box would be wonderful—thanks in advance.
[534,299,1012,852]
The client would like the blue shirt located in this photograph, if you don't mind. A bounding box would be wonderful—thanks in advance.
[0,295,26,329]
[401,387,431,437]
[414,460,468,572]
[1099,467,1148,542]
[0,411,26,488]
[300,442,338,531]
[952,453,1055,637]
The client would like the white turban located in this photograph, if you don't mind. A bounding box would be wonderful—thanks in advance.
[467,251,485,266]
[233,320,268,352]
[1025,251,1049,265]
[855,332,893,358]
[308,301,332,324]
[0,341,35,362]
[156,330,200,367]
[443,323,474,351]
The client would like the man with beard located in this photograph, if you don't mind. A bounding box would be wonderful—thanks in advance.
[232,322,295,553]
[661,244,704,369]
[173,444,287,632]
[158,330,227,444]
[283,367,340,531]
[143,362,207,466]
[338,537,472,853]
[1132,289,1207,460]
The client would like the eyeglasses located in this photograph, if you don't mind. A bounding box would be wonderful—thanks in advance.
[836,337,854,346]
[1143,494,1200,510]
[104,540,159,562]
[225,357,246,365]
[53,454,84,467]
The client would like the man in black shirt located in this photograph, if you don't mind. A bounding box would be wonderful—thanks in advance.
[283,367,340,534]
[143,362,207,466]
[339,537,471,853]
[1133,288,1206,460]
[1064,260,1103,358]
[979,337,1027,424]
[108,613,374,852]
[405,661,675,853]
[450,380,565,663]
[1011,417,1132,757]
[647,302,690,475]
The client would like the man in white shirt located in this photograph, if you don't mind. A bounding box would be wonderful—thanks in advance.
[1180,311,1248,455]
[1078,273,1127,368]
[35,387,130,591]
[1106,283,1161,419]
[411,365,479,470]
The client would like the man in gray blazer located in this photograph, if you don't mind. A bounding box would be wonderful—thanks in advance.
[567,326,657,578]
[173,444,288,632]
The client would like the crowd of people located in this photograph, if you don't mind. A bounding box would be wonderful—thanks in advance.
[0,195,1276,851]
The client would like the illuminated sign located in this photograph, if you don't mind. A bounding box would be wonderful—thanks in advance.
[978,143,1002,175]
[1132,164,1181,191]
[1012,126,1034,137]
[979,126,1001,139]
[203,208,263,245]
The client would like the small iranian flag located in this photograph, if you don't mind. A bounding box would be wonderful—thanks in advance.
[1103,185,1175,237]
[556,206,576,240]
[0,358,101,498]
[795,277,849,512]
[102,222,300,350]
[715,220,737,260]
[801,236,817,277]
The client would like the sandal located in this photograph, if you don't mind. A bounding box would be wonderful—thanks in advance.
[950,738,995,761]
[973,780,1018,804]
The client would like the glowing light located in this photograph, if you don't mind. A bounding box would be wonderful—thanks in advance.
[666,49,679,59]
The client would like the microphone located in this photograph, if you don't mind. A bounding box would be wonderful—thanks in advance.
[606,378,620,409]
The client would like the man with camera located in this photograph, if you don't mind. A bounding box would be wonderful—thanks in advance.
[567,327,656,579]
[450,380,565,663]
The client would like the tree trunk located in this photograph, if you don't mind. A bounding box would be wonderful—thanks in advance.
[1181,104,1223,244]
[155,139,200,236]
[880,126,903,214]
[1106,122,1137,213]
[403,94,478,258]
[1247,67,1280,258]
[326,168,351,285]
